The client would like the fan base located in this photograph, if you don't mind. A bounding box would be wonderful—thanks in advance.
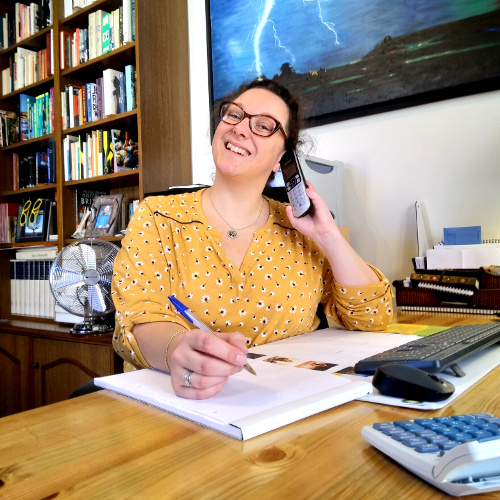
[70,322,114,335]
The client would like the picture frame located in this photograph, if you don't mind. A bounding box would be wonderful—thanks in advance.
[206,1,500,126]
[15,198,53,243]
[85,194,123,237]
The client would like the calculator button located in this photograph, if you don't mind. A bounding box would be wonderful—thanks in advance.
[382,426,405,436]
[401,437,428,447]
[392,432,416,442]
[439,441,460,451]
[452,433,473,442]
[393,421,425,432]
[415,443,440,453]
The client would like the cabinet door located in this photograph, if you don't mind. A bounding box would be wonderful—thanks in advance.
[0,333,30,417]
[32,338,115,407]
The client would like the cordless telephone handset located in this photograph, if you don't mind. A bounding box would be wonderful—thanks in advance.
[280,150,312,218]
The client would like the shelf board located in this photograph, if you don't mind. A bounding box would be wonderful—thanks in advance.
[60,42,136,81]
[62,109,138,135]
[0,25,52,56]
[1,134,55,152]
[0,76,55,102]
[1,183,57,198]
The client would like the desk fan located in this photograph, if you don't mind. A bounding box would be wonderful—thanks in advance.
[49,239,119,334]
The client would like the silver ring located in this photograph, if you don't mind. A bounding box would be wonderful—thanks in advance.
[184,370,193,388]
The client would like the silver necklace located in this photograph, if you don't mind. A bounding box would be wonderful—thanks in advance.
[208,189,265,239]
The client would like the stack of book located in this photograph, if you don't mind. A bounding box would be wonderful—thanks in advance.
[394,268,500,314]
[63,127,138,181]
[10,246,57,318]
[1,30,53,95]
[61,64,136,130]
[0,1,52,50]
[60,1,135,69]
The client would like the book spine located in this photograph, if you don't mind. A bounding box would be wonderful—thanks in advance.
[88,11,95,59]
[102,12,110,54]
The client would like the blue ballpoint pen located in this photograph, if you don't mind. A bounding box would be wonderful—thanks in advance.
[168,295,257,376]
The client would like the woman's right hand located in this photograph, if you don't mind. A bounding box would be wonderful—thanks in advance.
[167,329,249,399]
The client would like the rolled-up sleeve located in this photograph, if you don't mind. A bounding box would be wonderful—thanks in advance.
[324,265,393,331]
[111,199,190,370]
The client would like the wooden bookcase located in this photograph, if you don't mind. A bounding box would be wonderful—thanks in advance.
[0,0,192,414]
[0,0,192,319]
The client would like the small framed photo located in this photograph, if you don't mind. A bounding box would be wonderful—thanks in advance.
[85,194,123,237]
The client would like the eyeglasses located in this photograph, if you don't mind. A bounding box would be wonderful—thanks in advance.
[219,101,287,140]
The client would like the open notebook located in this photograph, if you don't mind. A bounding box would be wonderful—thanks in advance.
[95,327,500,440]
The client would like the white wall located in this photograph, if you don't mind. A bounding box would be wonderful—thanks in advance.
[187,1,500,284]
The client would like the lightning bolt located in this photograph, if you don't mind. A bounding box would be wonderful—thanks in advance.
[248,0,339,78]
[252,0,275,75]
[303,0,340,45]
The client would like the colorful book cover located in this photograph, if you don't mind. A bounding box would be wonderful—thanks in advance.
[111,129,138,172]
[19,93,34,141]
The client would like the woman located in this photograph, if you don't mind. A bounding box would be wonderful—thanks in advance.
[112,78,393,400]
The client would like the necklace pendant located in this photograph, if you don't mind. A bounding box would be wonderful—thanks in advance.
[227,229,238,239]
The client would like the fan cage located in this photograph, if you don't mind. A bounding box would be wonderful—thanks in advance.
[50,239,119,320]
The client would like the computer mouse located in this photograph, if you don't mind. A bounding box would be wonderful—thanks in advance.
[372,364,455,402]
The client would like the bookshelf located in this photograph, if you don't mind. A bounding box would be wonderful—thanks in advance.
[0,0,192,415]
[0,0,192,321]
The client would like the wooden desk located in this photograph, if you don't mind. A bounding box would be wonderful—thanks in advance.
[1,312,499,499]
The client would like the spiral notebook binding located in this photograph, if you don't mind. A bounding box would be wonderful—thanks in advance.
[417,282,475,296]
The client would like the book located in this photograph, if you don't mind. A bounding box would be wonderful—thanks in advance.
[102,12,110,54]
[60,30,72,70]
[110,129,138,171]
[19,93,34,140]
[19,155,35,188]
[75,187,109,226]
[122,0,132,43]
[96,328,373,440]
[0,203,18,243]
[15,198,53,243]
[102,68,121,117]
[411,272,480,296]
[88,11,96,59]
[124,64,136,111]
[102,129,112,174]
[15,246,58,260]
[35,151,49,184]
[94,10,107,58]
[0,110,18,145]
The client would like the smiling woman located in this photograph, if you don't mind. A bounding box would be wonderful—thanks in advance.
[111,78,393,401]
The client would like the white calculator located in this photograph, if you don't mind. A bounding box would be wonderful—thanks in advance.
[361,413,500,496]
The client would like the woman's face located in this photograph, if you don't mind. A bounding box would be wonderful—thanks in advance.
[212,88,289,182]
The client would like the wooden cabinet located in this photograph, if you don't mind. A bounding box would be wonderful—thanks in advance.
[0,331,30,416]
[0,320,121,417]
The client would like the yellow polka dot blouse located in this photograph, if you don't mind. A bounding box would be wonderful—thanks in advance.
[112,190,393,370]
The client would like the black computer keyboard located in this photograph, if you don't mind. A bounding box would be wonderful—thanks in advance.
[354,323,500,375]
